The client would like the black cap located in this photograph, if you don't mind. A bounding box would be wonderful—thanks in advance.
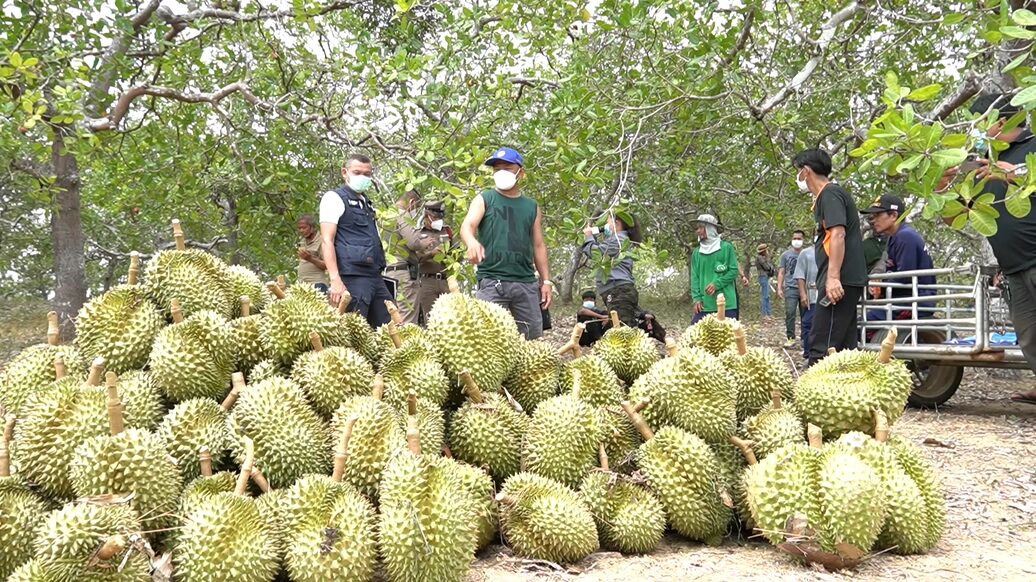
[424,200,445,215]
[861,194,905,215]
[580,288,596,299]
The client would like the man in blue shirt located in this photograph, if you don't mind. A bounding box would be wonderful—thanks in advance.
[861,194,936,321]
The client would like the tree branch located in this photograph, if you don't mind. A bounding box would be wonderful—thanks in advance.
[9,158,51,181]
[509,77,560,89]
[929,73,982,121]
[85,0,165,117]
[718,7,755,70]
[84,81,268,131]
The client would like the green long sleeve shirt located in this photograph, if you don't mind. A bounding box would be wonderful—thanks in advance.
[691,241,739,312]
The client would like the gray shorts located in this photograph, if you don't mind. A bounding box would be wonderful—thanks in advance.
[476,279,543,339]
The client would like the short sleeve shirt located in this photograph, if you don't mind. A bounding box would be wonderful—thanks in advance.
[319,191,346,224]
[793,246,819,304]
[297,235,328,285]
[779,250,800,291]
[813,183,868,289]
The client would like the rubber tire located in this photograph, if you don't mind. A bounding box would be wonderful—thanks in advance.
[904,330,964,408]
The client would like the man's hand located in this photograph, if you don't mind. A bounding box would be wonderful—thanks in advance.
[693,301,704,314]
[740,275,749,286]
[869,286,882,299]
[466,241,485,264]
[777,286,785,299]
[329,279,349,309]
[976,159,1022,183]
[826,276,845,304]
[582,225,596,237]
[540,282,553,310]
[936,166,959,193]
[800,296,809,309]
[705,283,716,296]
[297,248,311,260]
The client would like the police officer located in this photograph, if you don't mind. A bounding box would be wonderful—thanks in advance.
[383,190,422,323]
[401,201,452,325]
[319,153,392,328]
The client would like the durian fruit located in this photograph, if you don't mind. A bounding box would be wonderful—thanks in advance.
[291,332,375,418]
[393,395,445,456]
[596,405,641,474]
[884,435,945,554]
[5,559,52,582]
[722,324,795,421]
[179,448,237,512]
[711,438,750,529]
[0,312,81,414]
[114,370,164,431]
[740,390,804,461]
[796,328,912,438]
[229,295,267,375]
[70,372,183,531]
[378,407,480,582]
[75,255,164,374]
[448,371,528,482]
[149,303,235,402]
[157,373,241,483]
[249,359,286,384]
[627,346,737,443]
[227,375,331,489]
[679,294,738,356]
[174,438,280,582]
[813,431,886,553]
[593,315,660,384]
[449,456,499,551]
[371,319,426,367]
[281,418,378,582]
[578,444,665,554]
[0,418,51,580]
[621,401,731,544]
[379,337,450,409]
[261,283,349,367]
[520,369,601,488]
[339,310,380,365]
[329,376,404,499]
[31,499,152,581]
[426,285,521,392]
[497,471,599,563]
[561,354,624,408]
[227,264,272,317]
[502,339,561,413]
[143,220,235,318]
[736,437,818,545]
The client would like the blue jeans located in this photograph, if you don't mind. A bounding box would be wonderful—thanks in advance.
[801,303,815,358]
[759,277,772,316]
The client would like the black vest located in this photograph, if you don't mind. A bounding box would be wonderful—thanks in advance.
[333,186,386,277]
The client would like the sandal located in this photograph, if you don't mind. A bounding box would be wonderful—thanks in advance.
[1009,391,1036,405]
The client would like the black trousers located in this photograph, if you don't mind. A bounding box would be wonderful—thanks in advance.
[602,283,639,328]
[807,286,863,366]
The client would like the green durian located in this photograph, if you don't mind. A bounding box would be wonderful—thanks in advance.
[596,406,641,474]
[0,314,81,414]
[328,377,404,499]
[149,307,234,402]
[371,321,425,368]
[448,372,528,482]
[450,460,498,550]
[426,292,520,393]
[721,326,795,421]
[679,308,738,356]
[34,500,151,582]
[578,447,665,554]
[260,284,349,367]
[394,395,445,456]
[74,284,163,374]
[0,422,51,580]
[226,265,272,317]
[248,359,286,384]
[520,369,601,488]
[593,323,660,384]
[379,337,449,408]
[157,381,238,483]
[498,472,599,563]
[561,354,624,408]
[502,339,561,413]
[143,242,235,319]
[229,295,267,375]
[291,332,374,418]
[740,390,804,460]
[339,311,380,365]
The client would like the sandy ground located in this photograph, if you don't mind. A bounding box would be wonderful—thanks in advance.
[468,314,1036,581]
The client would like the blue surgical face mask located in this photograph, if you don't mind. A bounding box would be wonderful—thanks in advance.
[971,128,989,155]
[582,301,595,309]
[603,224,613,235]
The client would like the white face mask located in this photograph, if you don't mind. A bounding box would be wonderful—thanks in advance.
[582,301,595,309]
[430,219,444,231]
[493,169,518,191]
[796,169,809,193]
[348,174,373,193]
[791,239,803,249]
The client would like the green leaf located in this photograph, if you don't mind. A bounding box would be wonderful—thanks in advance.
[1013,84,1036,108]
[1012,8,1036,26]
[951,211,969,230]
[1000,25,1036,39]
[1003,52,1029,73]
[897,154,924,172]
[942,13,965,26]
[1006,191,1032,217]
[943,199,966,217]
[969,205,998,236]
[21,57,38,68]
[930,148,967,167]
[906,84,941,102]
[942,133,968,148]
[9,52,22,67]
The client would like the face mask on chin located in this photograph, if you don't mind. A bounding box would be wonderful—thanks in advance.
[493,169,519,191]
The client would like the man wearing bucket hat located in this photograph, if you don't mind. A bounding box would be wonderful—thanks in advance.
[690,213,740,323]
[460,147,552,339]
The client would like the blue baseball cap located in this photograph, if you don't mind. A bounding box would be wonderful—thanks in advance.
[484,147,524,167]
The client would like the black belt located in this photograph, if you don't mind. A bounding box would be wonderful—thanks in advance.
[420,273,446,279]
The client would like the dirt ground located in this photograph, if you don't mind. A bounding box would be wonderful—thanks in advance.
[469,313,1036,581]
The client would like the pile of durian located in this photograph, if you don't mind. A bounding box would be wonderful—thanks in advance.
[0,222,945,580]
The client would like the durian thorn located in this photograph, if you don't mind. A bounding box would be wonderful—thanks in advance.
[128,251,140,285]
[250,467,272,493]
[385,301,403,325]
[105,372,125,436]
[87,357,107,387]
[371,375,385,401]
[734,323,748,356]
[337,289,352,313]
[620,400,654,441]
[442,445,454,459]
[240,295,251,318]
[309,331,324,352]
[223,373,246,411]
[387,322,402,349]
[198,447,213,477]
[610,310,620,328]
[171,219,185,251]
[94,535,127,561]
[633,399,650,413]
[878,327,898,364]
[458,371,484,404]
[872,409,890,443]
[729,436,758,465]
[46,310,60,346]
[770,389,783,410]
[170,299,184,324]
[331,416,358,483]
[598,442,610,472]
[447,276,461,294]
[54,354,67,379]
[664,337,679,357]
[807,424,824,449]
[407,392,418,416]
[276,275,287,290]
[266,281,286,300]
[234,437,255,496]
[569,368,582,400]
[716,293,727,319]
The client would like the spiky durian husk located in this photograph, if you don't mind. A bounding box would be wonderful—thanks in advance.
[290,346,374,419]
[498,472,599,563]
[0,478,51,580]
[230,314,268,375]
[5,559,54,582]
[561,355,624,408]
[814,447,886,553]
[379,339,449,408]
[593,327,660,385]
[255,488,289,565]
[679,314,738,356]
[157,399,233,483]
[0,344,81,414]
[33,502,151,582]
[248,359,286,384]
[393,398,445,456]
[74,285,164,374]
[329,396,404,499]
[180,471,237,513]
[339,312,379,365]
[447,393,527,482]
[144,248,235,319]
[502,340,561,413]
[426,294,520,393]
[520,393,600,488]
[596,407,640,474]
[175,492,279,582]
[149,310,234,403]
[226,265,272,316]
[116,370,164,431]
[371,322,425,368]
[260,285,349,367]
[719,347,795,421]
[742,443,819,545]
[885,435,945,554]
[449,462,498,551]
[578,471,665,554]
[227,377,331,489]
[740,403,805,461]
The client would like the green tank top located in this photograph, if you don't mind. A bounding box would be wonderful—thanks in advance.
[477,189,538,283]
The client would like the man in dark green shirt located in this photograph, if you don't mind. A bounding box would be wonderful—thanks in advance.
[793,148,868,365]
[460,147,552,339]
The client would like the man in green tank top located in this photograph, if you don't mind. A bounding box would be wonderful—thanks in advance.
[460,147,553,339]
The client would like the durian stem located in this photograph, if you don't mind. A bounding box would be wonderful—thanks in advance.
[276,275,287,290]
[716,293,726,319]
[266,281,286,300]
[170,299,184,323]
[494,492,517,506]
[128,251,140,285]
[770,389,783,410]
[570,368,582,400]
[171,219,186,251]
[500,386,524,413]
[827,347,837,356]
[729,436,758,465]
[222,373,246,411]
[447,276,460,294]
[386,301,403,325]
[250,467,272,493]
[234,437,255,496]
[87,357,107,387]
[557,323,585,357]
[95,535,127,561]
[54,355,67,379]
[633,399,650,413]
[371,374,385,401]
[442,445,454,459]
[332,416,358,483]
[610,310,620,328]
[0,426,10,478]
[46,311,59,346]
[105,372,125,436]
[734,323,748,356]
[459,371,484,404]
[337,289,353,314]
[405,402,422,456]
[240,295,251,318]
[872,409,890,443]
[198,447,213,477]
[3,416,14,444]
[387,322,402,349]
[407,392,418,417]
[309,332,324,352]
[664,337,678,357]
[878,327,899,364]
[598,442,610,472]
[620,400,654,441]
[807,424,824,449]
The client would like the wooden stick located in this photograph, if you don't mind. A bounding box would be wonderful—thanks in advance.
[54,355,67,379]
[734,323,748,356]
[387,322,402,349]
[371,374,385,401]
[105,372,124,436]
[729,436,758,465]
[405,393,421,455]
[87,357,107,387]
[172,219,185,251]
[386,301,403,325]
[458,371,484,404]
[878,327,899,364]
[633,399,650,413]
[873,409,890,443]
[309,331,324,352]
[222,373,246,411]
[276,275,287,291]
[3,416,14,444]
[250,467,272,493]
[664,337,678,357]
[128,251,140,285]
[771,389,783,410]
[598,442,609,472]
[447,276,460,294]
[234,437,255,496]
[610,310,620,328]
[266,281,286,300]
[170,299,184,323]
[240,295,251,318]
[198,447,213,477]
[46,311,59,346]
[337,289,352,313]
[807,424,824,449]
[332,416,358,483]
[716,293,726,319]
[620,400,654,441]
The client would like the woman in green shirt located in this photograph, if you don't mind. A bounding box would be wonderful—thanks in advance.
[691,214,740,323]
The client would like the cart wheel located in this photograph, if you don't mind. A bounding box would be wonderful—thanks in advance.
[905,329,964,408]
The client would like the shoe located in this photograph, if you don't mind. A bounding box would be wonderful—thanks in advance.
[783,339,796,349]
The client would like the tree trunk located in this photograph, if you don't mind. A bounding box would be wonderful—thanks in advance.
[560,244,585,304]
[50,128,87,339]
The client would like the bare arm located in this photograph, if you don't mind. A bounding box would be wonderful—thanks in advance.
[320,223,339,281]
[826,225,846,283]
[797,277,808,300]
[532,207,552,309]
[460,194,485,250]
[307,254,327,271]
